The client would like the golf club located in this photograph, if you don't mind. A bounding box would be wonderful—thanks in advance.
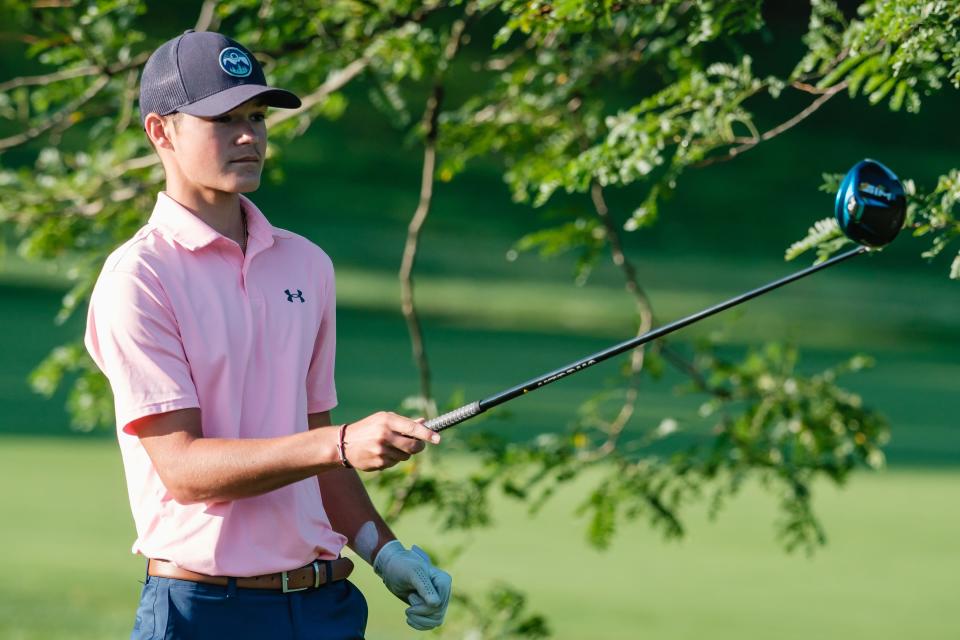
[424,159,907,432]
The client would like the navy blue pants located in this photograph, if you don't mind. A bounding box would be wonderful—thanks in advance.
[131,574,368,639]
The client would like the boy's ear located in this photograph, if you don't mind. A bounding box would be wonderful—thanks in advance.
[144,113,174,150]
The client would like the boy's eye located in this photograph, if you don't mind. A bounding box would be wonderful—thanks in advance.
[251,112,266,122]
[213,115,232,123]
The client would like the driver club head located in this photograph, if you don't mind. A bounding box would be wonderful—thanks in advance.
[834,159,907,248]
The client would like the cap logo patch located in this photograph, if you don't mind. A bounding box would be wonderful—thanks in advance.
[219,47,252,78]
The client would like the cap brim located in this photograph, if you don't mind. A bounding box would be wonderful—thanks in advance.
[178,85,301,118]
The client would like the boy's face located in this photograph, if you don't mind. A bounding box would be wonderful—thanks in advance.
[160,100,268,195]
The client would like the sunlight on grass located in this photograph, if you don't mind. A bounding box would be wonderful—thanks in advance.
[0,438,956,640]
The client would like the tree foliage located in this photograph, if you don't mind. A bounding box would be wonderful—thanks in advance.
[1,1,956,636]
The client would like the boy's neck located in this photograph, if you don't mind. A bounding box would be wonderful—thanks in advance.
[164,183,246,249]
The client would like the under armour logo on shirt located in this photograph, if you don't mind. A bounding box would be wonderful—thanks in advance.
[285,289,305,303]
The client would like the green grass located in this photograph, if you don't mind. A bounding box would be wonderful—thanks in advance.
[0,437,957,640]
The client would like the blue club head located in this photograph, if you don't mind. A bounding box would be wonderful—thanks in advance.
[834,159,906,248]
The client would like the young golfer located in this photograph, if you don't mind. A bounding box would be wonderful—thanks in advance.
[84,30,451,638]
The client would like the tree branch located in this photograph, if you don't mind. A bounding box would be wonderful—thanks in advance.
[385,7,482,523]
[0,65,96,92]
[194,0,220,32]
[32,1,76,8]
[695,82,848,168]
[0,53,149,92]
[659,344,731,399]
[106,153,160,180]
[398,9,474,415]
[0,32,41,45]
[256,2,448,59]
[114,68,139,134]
[399,90,441,415]
[588,181,656,457]
[265,57,371,129]
[0,74,109,150]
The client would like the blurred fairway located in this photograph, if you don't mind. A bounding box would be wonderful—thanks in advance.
[0,438,957,640]
[1,23,959,637]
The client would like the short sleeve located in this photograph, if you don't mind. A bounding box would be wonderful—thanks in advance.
[306,257,337,414]
[84,270,200,433]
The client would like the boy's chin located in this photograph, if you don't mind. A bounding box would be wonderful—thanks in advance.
[223,178,262,193]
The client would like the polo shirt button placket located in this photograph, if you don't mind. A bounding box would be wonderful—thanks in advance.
[238,249,248,294]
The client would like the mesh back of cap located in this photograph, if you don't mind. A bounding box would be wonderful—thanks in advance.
[138,37,189,124]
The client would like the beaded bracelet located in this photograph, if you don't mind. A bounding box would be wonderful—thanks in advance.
[337,423,353,468]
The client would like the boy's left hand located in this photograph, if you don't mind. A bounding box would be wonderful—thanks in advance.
[374,541,452,630]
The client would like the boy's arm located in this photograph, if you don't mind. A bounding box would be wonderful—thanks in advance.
[310,411,453,632]
[135,408,438,505]
[309,411,397,563]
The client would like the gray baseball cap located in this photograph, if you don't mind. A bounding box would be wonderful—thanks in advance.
[139,30,301,125]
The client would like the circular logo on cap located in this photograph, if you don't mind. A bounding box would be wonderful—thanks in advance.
[219,47,253,78]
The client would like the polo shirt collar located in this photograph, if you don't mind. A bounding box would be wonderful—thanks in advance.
[241,195,293,256]
[149,192,292,252]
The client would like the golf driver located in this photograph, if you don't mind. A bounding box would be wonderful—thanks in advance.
[424,159,907,432]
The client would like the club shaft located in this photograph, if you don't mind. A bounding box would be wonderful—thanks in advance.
[425,246,867,432]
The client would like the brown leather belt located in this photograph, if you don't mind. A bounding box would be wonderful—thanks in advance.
[148,557,354,592]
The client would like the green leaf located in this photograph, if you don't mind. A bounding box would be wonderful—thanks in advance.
[815,53,867,89]
[868,77,897,105]
[889,79,908,111]
[785,217,843,261]
[862,72,888,96]
[846,56,878,97]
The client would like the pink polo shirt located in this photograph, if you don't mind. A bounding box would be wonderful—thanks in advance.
[84,192,347,576]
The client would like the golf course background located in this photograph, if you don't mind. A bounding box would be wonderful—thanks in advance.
[2,11,959,639]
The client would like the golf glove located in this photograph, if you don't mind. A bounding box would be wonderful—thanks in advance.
[374,540,452,630]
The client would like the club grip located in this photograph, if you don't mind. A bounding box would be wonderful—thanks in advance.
[424,401,481,432]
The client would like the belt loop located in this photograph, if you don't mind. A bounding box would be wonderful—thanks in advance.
[226,577,237,598]
[143,557,150,584]
[324,560,333,586]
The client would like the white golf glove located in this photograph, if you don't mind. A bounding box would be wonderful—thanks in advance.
[373,540,452,630]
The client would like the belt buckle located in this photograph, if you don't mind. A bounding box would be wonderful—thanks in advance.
[281,561,321,593]
[281,569,308,593]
